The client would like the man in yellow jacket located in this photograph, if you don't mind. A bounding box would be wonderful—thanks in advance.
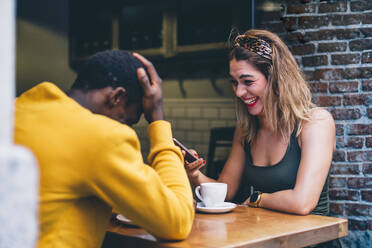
[14,51,194,248]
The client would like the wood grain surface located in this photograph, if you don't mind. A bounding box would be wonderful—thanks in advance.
[106,206,347,248]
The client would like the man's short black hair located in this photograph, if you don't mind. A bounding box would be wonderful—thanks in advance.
[71,50,144,104]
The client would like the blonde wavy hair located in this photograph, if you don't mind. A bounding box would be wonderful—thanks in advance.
[229,29,314,144]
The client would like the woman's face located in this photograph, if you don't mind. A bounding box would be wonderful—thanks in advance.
[229,58,268,117]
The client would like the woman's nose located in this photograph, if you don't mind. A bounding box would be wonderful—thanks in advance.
[234,84,246,98]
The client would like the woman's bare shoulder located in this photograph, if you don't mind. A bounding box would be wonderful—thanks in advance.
[299,108,335,147]
[306,107,335,127]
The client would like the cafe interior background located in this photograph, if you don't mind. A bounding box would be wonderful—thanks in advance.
[11,0,372,246]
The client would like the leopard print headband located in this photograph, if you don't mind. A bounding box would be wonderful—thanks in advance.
[233,35,272,61]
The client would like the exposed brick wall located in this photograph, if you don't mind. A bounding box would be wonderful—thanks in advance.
[259,0,372,245]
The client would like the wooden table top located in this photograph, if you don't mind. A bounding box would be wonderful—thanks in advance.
[106,206,348,248]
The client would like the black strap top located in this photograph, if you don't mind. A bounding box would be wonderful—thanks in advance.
[242,128,330,216]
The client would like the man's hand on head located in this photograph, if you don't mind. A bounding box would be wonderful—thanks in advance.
[133,53,164,123]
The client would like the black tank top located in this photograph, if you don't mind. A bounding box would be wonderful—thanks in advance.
[242,128,330,216]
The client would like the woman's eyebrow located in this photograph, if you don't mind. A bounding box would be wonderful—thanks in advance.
[239,74,254,79]
[228,74,254,79]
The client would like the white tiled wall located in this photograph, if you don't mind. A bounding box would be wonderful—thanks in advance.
[134,98,237,163]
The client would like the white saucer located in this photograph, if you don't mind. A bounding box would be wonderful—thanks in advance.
[116,214,139,227]
[196,202,237,214]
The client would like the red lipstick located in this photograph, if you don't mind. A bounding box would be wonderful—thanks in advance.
[246,101,258,108]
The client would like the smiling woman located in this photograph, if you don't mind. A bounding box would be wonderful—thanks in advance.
[184,30,336,231]
[229,59,268,117]
[229,30,315,145]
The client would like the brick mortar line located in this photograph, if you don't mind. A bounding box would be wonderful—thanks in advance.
[330,200,372,205]
[337,149,372,152]
[298,56,371,62]
[343,147,372,150]
[325,91,371,93]
[330,200,372,204]
[312,92,370,96]
[332,173,372,176]
[337,143,372,147]
[291,43,372,51]
[309,78,365,82]
[332,115,371,120]
[300,52,369,56]
[284,11,372,18]
[307,41,372,44]
[312,47,372,52]
[285,23,372,32]
[300,57,372,61]
[330,175,372,178]
[331,175,372,177]
[301,64,372,69]
[332,161,371,164]
[295,56,372,59]
[316,106,370,111]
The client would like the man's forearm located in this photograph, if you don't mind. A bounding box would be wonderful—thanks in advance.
[146,120,194,239]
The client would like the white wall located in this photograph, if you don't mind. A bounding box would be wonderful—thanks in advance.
[134,98,236,163]
[0,1,38,247]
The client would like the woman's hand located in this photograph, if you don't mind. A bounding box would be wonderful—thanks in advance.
[182,149,205,181]
[242,196,251,206]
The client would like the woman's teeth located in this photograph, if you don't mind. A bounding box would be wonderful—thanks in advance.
[245,97,257,104]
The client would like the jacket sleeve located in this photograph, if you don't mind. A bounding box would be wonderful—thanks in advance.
[87,120,194,240]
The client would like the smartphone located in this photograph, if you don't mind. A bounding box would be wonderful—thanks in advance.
[173,138,199,163]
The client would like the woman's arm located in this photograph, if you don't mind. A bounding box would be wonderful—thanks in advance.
[250,108,335,215]
[186,125,247,201]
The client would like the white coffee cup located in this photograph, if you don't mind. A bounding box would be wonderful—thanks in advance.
[195,182,227,207]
